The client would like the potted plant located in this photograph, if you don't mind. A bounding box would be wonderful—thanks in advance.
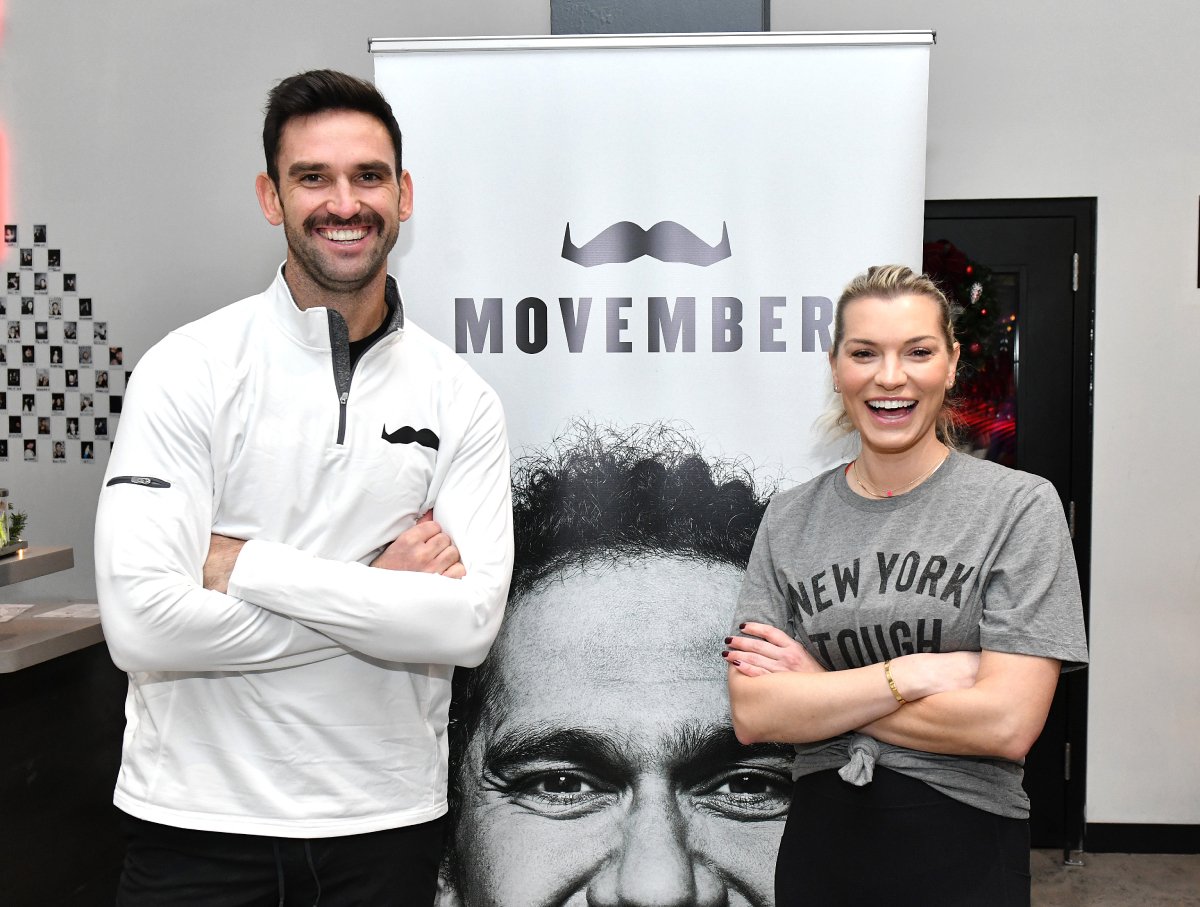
[0,491,29,557]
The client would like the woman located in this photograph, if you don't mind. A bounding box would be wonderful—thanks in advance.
[726,264,1087,906]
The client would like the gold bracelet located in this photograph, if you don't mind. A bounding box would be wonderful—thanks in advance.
[884,660,907,704]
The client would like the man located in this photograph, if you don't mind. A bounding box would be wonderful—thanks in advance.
[440,423,793,907]
[95,70,513,905]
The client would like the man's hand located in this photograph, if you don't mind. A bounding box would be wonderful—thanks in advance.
[371,511,466,578]
[204,534,247,594]
[724,621,826,677]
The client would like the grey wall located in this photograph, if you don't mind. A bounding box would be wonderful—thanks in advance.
[551,0,767,33]
[2,0,1196,828]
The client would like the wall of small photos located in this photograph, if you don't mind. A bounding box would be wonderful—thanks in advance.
[3,225,126,464]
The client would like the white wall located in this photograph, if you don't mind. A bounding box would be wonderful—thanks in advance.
[775,0,1200,828]
[2,0,1196,828]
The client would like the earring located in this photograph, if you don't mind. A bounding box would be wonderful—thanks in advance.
[833,383,840,394]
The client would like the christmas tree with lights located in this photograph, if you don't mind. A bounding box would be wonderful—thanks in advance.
[923,239,1017,465]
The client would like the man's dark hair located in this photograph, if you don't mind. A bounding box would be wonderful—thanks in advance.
[444,420,773,879]
[262,69,403,187]
[507,420,770,599]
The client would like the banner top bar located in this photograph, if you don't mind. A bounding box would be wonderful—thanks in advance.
[369,30,935,55]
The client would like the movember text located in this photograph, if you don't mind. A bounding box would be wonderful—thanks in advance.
[455,295,834,354]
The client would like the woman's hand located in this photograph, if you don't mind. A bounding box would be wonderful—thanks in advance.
[886,651,981,701]
[724,622,826,677]
[726,623,903,744]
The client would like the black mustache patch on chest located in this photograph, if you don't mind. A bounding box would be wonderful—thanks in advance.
[381,425,440,451]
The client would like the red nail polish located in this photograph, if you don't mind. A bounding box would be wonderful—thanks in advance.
[724,637,732,645]
[739,623,747,630]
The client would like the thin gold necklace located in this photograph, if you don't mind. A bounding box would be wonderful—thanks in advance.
[852,447,950,498]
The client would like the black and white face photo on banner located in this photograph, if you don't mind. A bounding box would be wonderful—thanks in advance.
[445,422,792,904]
[373,33,932,904]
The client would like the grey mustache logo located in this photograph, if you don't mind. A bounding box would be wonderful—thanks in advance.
[562,221,732,267]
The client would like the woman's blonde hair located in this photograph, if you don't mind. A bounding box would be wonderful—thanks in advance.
[816,264,961,445]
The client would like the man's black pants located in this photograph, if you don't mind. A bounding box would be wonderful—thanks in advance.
[116,813,445,907]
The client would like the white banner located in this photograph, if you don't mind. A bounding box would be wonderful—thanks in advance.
[375,32,930,905]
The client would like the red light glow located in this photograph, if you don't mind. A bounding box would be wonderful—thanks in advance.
[0,0,7,226]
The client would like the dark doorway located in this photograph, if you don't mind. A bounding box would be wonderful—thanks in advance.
[923,198,1095,856]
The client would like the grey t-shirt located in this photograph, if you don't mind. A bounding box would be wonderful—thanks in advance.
[732,450,1088,818]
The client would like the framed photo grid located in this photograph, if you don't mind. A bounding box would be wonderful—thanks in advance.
[3,224,125,462]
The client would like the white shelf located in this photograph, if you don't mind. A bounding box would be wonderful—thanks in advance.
[0,546,74,587]
[0,547,98,673]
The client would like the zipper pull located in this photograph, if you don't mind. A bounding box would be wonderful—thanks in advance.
[340,392,349,405]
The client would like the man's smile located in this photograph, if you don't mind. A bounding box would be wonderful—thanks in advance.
[317,226,370,243]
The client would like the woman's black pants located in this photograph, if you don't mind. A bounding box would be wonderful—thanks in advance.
[776,767,1031,907]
